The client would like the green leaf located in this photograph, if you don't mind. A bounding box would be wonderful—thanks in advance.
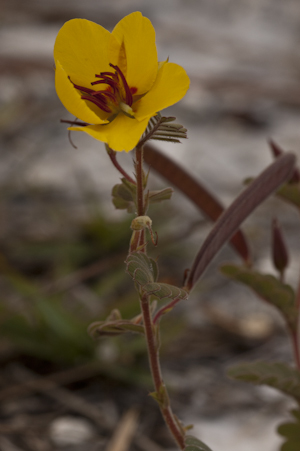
[147,187,173,204]
[149,385,169,408]
[111,178,136,213]
[228,361,300,401]
[126,252,158,285]
[185,435,214,451]
[277,183,300,209]
[220,264,297,332]
[278,410,300,451]
[126,252,188,301]
[143,282,188,301]
[88,319,145,337]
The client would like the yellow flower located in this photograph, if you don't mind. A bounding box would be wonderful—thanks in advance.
[54,12,190,152]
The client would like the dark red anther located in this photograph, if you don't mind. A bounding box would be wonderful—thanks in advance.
[109,64,133,106]
[70,64,134,115]
[81,95,112,113]
[70,81,94,95]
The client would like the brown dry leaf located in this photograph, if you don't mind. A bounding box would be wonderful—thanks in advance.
[105,408,139,451]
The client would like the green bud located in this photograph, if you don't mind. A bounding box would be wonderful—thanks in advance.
[131,216,152,231]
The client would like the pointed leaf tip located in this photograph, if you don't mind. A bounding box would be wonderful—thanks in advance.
[186,152,296,291]
[185,435,214,451]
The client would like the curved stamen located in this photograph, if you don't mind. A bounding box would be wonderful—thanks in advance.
[81,95,112,113]
[95,90,117,103]
[70,64,134,116]
[109,64,133,106]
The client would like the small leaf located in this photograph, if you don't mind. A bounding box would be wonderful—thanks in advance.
[143,282,188,301]
[149,385,169,408]
[88,319,145,338]
[221,264,297,332]
[148,188,173,204]
[126,252,158,285]
[126,252,187,301]
[228,361,300,401]
[112,178,136,212]
[278,410,300,451]
[185,435,214,451]
[144,114,187,144]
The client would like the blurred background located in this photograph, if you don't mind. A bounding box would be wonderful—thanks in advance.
[1,0,300,450]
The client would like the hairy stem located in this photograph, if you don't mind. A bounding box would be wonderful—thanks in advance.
[134,144,185,450]
[107,147,136,185]
[140,294,185,449]
[153,297,181,324]
[135,145,145,217]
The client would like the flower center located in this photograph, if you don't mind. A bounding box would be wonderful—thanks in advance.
[71,64,137,119]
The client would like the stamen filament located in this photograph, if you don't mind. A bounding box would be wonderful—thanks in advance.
[110,63,133,106]
[81,95,112,113]
[70,64,134,117]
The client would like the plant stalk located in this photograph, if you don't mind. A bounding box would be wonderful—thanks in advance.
[140,294,185,449]
[135,146,145,217]
[291,330,300,371]
[107,147,136,185]
[134,144,185,450]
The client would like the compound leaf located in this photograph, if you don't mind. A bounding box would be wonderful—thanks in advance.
[185,435,214,451]
[126,252,187,301]
[228,361,300,402]
[221,264,297,332]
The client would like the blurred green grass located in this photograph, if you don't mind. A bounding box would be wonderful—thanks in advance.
[0,186,189,383]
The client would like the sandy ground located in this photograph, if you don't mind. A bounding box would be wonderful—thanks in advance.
[1,1,300,450]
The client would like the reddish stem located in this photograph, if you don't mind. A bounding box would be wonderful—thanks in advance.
[135,144,185,449]
[153,297,181,324]
[140,295,185,449]
[135,146,145,216]
[107,148,136,185]
[140,295,162,389]
[291,330,300,370]
[60,119,87,126]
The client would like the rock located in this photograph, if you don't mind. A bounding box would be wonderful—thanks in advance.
[49,416,96,446]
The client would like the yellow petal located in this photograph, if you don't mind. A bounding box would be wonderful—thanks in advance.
[54,19,116,88]
[134,62,190,121]
[111,12,158,95]
[55,61,108,124]
[70,114,149,152]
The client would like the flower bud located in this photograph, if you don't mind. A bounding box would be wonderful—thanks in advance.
[272,218,289,277]
[131,216,152,231]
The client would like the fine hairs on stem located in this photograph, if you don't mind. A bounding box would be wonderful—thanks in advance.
[132,144,185,449]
